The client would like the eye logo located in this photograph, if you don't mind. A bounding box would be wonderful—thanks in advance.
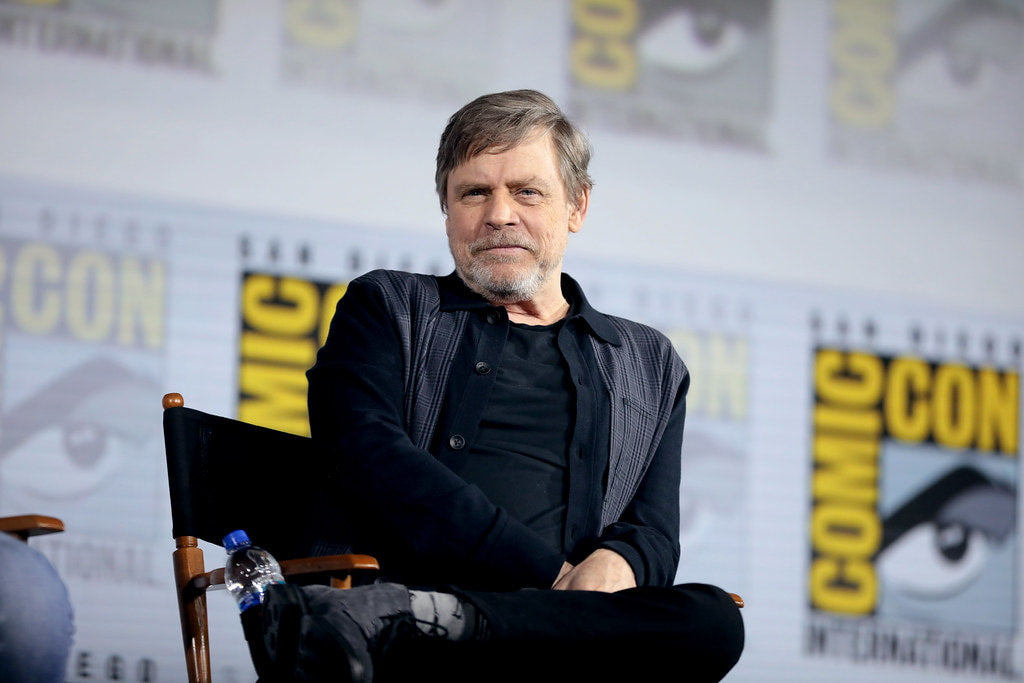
[0,357,158,499]
[877,465,1016,601]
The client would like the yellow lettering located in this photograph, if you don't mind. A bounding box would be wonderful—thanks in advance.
[238,364,310,436]
[573,0,638,37]
[706,336,748,419]
[668,330,748,420]
[932,363,976,449]
[814,405,882,436]
[571,36,636,89]
[240,332,317,367]
[809,557,877,615]
[12,243,61,334]
[811,345,1019,620]
[832,22,896,75]
[977,368,1019,454]
[238,274,332,435]
[66,250,115,342]
[285,0,358,49]
[571,0,637,90]
[810,348,882,616]
[815,350,884,406]
[829,0,895,128]
[811,502,881,556]
[884,357,930,442]
[242,276,319,336]
[118,258,164,348]
[3,241,161,347]
[813,435,878,505]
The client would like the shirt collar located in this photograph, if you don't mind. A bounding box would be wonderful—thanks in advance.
[438,271,622,346]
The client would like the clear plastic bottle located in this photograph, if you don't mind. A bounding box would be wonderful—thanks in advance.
[223,529,284,612]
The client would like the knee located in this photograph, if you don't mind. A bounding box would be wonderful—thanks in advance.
[661,583,745,680]
[707,591,745,678]
[0,535,75,682]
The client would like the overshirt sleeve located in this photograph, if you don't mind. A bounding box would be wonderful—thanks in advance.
[305,274,564,590]
[592,364,687,587]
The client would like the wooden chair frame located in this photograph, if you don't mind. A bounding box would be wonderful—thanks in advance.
[162,393,379,683]
[162,392,741,681]
[0,514,64,541]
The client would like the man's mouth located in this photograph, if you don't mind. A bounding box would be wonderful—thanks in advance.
[472,242,532,256]
[481,245,526,253]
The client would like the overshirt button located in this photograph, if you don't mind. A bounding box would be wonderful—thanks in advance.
[474,361,491,375]
[449,434,466,450]
[486,312,498,324]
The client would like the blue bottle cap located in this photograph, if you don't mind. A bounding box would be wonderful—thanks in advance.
[223,529,251,551]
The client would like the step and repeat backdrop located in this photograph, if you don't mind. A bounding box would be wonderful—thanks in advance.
[0,1,1022,681]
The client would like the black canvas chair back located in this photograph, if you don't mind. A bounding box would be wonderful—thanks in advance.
[161,392,378,683]
[163,398,317,560]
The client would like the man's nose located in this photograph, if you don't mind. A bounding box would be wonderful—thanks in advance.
[485,192,517,228]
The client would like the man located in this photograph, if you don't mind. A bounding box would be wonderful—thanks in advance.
[255,90,743,682]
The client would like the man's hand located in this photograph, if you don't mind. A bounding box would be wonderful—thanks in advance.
[551,549,636,592]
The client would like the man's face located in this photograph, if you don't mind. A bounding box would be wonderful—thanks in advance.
[445,131,587,305]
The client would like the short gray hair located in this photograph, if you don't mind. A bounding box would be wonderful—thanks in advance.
[435,89,593,212]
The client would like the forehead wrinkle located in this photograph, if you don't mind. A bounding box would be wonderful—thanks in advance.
[451,174,553,194]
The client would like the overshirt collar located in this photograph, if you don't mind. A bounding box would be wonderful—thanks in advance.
[437,271,623,346]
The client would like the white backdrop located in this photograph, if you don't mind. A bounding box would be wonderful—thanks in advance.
[0,1,1021,681]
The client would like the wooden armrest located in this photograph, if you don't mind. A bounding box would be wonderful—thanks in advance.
[187,554,380,592]
[280,554,380,577]
[729,593,744,608]
[0,515,65,541]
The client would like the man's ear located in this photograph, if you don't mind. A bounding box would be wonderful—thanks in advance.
[568,187,591,234]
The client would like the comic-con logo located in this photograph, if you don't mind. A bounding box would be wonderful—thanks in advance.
[237,270,346,435]
[809,348,1018,627]
[828,0,1024,185]
[0,238,164,501]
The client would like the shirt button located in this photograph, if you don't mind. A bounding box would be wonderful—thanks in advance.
[449,434,466,450]
[486,312,498,324]
[474,361,491,375]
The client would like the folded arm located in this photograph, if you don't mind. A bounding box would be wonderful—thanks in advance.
[307,273,563,590]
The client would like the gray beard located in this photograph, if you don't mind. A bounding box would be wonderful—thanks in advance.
[460,258,546,304]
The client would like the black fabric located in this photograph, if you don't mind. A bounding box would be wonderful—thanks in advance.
[162,405,320,560]
[247,584,366,683]
[306,270,688,589]
[379,583,744,683]
[252,582,743,683]
[441,321,572,552]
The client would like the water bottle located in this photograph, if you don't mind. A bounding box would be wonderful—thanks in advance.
[223,529,284,612]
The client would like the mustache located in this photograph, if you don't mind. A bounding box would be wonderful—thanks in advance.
[469,234,537,255]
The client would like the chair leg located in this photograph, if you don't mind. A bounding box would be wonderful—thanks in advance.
[173,536,212,683]
[330,574,353,589]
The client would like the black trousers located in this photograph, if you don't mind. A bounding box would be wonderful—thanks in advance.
[380,583,744,682]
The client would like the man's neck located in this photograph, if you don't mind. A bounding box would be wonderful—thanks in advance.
[498,277,570,326]
[504,298,570,326]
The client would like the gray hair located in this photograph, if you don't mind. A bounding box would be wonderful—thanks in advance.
[435,89,593,212]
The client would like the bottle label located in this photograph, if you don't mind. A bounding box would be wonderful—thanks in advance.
[238,592,262,612]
